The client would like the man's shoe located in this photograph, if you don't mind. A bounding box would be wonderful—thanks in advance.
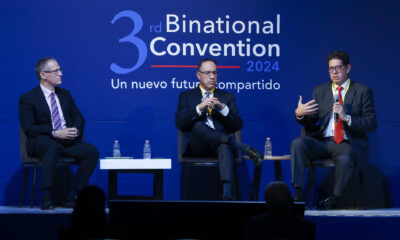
[246,147,263,166]
[40,195,55,210]
[317,195,338,210]
[294,187,305,202]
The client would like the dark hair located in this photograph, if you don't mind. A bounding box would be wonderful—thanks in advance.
[264,181,293,215]
[327,51,350,66]
[35,57,56,80]
[197,58,217,71]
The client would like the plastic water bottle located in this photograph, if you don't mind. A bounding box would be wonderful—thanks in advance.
[143,140,151,159]
[113,140,121,157]
[264,137,272,157]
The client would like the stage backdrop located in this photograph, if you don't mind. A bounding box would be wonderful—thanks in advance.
[0,0,399,208]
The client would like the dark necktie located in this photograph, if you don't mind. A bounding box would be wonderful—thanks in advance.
[50,92,62,130]
[334,86,344,144]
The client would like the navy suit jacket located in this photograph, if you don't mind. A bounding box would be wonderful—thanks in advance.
[297,80,377,166]
[19,85,85,156]
[175,88,243,155]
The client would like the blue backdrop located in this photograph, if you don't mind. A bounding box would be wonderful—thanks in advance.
[0,0,399,207]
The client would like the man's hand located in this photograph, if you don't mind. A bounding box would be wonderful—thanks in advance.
[198,97,221,111]
[333,102,347,120]
[54,127,79,140]
[295,95,319,117]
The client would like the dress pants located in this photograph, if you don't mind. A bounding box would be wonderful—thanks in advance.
[290,135,355,197]
[32,135,99,192]
[185,121,236,183]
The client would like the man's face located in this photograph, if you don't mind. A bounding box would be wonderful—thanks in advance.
[41,60,62,88]
[328,58,351,86]
[196,61,217,91]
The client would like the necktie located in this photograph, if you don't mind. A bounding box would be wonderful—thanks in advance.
[205,91,212,115]
[334,86,344,144]
[50,92,62,130]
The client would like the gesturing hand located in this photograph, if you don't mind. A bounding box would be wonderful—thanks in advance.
[295,95,319,117]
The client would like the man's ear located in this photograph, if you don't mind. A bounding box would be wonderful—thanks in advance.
[40,71,46,80]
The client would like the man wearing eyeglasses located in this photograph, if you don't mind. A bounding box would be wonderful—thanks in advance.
[175,58,263,201]
[290,51,377,209]
[19,57,98,210]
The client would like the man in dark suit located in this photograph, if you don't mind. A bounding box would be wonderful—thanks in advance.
[175,58,263,200]
[291,51,377,209]
[19,57,98,210]
[245,181,316,240]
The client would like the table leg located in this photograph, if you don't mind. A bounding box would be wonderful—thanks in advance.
[108,170,117,200]
[251,163,263,201]
[153,170,163,200]
[274,160,283,181]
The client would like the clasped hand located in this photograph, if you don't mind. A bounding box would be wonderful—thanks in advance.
[198,97,224,112]
[55,127,79,140]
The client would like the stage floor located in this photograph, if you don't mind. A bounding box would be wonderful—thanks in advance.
[1,205,400,240]
[1,205,400,217]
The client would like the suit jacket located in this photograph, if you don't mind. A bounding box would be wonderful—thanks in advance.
[175,88,243,154]
[297,80,377,167]
[19,85,85,156]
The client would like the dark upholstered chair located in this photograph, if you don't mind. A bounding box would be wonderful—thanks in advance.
[19,127,77,208]
[177,130,242,200]
[302,129,366,209]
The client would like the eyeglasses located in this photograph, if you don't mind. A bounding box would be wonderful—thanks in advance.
[43,68,62,74]
[198,70,218,76]
[328,65,345,73]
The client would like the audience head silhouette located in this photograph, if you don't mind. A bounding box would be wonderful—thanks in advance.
[264,181,293,216]
[69,185,107,237]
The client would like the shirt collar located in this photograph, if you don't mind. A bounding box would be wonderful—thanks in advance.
[334,78,350,90]
[199,85,215,95]
[40,84,55,98]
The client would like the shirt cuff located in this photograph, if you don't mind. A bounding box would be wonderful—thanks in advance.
[218,104,229,116]
[345,115,352,126]
[196,105,202,116]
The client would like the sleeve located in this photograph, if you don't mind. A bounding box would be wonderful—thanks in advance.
[175,91,202,131]
[19,93,53,138]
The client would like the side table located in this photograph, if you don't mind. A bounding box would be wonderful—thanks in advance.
[100,158,171,200]
[244,155,291,201]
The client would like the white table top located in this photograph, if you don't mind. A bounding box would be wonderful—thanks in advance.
[100,158,171,170]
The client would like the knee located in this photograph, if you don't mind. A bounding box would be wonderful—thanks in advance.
[218,144,234,155]
[88,144,99,160]
[336,155,354,169]
[291,137,307,151]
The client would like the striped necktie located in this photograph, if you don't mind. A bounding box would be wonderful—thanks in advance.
[50,92,62,130]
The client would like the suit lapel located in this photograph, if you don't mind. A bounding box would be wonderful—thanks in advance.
[55,88,67,116]
[343,81,355,113]
[34,86,52,121]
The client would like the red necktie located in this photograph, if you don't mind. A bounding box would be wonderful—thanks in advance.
[334,86,344,144]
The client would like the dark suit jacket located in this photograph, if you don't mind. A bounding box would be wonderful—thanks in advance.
[19,85,85,156]
[297,80,377,167]
[245,213,316,240]
[175,88,243,155]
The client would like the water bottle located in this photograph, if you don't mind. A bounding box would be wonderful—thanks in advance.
[264,137,272,157]
[143,140,151,159]
[113,140,121,157]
